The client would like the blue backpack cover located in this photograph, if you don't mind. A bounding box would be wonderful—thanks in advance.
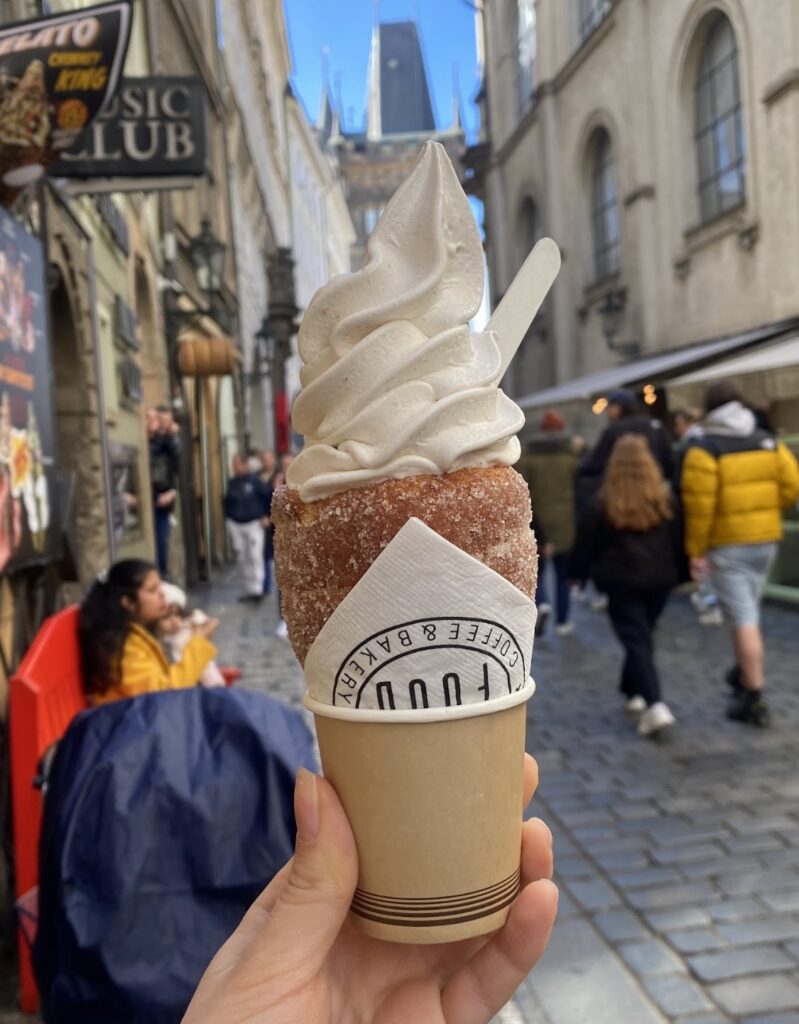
[33,686,316,1023]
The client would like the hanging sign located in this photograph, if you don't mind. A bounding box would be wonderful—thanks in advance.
[50,76,207,180]
[0,0,132,200]
[0,207,58,571]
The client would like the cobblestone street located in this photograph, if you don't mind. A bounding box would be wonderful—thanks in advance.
[197,573,799,1024]
[206,568,799,1024]
[5,569,799,1022]
[519,591,799,1024]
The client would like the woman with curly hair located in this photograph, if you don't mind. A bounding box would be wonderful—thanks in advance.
[78,559,218,706]
[570,435,681,737]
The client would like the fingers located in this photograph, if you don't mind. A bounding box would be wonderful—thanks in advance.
[209,860,294,971]
[522,753,539,809]
[521,817,554,886]
[440,880,558,1024]
[194,771,357,985]
[250,770,358,977]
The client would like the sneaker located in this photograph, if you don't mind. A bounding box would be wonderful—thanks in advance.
[626,695,647,714]
[535,604,551,637]
[555,622,574,637]
[275,619,289,639]
[590,594,608,612]
[727,689,770,727]
[698,606,724,626]
[637,702,676,737]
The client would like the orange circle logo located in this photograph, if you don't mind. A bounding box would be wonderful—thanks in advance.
[57,99,89,129]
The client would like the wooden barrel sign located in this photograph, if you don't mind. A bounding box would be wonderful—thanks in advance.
[178,335,238,376]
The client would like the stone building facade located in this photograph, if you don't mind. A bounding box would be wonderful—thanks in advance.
[218,0,293,456]
[471,0,799,431]
[287,89,356,412]
[219,0,356,456]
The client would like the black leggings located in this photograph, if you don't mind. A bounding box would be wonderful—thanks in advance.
[605,586,670,706]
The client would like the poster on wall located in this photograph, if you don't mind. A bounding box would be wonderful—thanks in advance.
[0,206,57,572]
[0,0,132,203]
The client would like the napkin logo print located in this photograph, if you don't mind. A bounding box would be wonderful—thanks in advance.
[332,617,527,710]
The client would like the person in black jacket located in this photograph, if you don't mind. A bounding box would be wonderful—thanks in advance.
[223,455,271,603]
[147,407,180,578]
[579,388,674,492]
[570,434,681,737]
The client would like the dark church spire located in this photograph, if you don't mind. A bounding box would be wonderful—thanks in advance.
[366,21,436,140]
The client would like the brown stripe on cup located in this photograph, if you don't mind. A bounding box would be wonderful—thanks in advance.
[351,868,521,927]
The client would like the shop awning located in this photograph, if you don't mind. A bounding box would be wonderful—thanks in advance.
[517,317,799,411]
[669,333,799,386]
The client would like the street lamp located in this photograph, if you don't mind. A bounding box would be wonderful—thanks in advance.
[255,316,276,367]
[598,288,639,358]
[242,317,275,385]
[189,217,226,297]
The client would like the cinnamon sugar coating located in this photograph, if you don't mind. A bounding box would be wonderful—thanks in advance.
[273,465,537,665]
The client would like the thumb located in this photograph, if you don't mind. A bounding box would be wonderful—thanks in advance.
[264,769,359,974]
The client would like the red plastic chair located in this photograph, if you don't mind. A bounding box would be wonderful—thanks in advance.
[9,605,87,1014]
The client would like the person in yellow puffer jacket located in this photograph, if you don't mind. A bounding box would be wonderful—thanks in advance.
[680,382,799,726]
[77,559,219,706]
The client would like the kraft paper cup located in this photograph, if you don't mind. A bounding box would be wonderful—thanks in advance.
[301,518,538,943]
[307,687,532,943]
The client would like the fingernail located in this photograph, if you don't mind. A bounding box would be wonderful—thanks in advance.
[295,768,320,843]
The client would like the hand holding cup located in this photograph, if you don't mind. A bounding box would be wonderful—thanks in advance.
[183,754,556,1024]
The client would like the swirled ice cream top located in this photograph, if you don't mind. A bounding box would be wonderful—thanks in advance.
[286,140,525,503]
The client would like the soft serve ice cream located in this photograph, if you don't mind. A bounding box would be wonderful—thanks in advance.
[287,140,524,503]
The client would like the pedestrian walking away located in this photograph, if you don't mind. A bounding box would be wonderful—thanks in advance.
[578,387,674,493]
[518,409,578,637]
[570,435,681,737]
[223,454,272,602]
[680,382,799,726]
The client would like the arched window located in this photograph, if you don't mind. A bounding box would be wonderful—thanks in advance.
[516,0,536,115]
[695,15,745,222]
[590,129,620,280]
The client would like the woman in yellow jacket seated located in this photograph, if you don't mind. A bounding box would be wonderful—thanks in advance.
[78,559,218,706]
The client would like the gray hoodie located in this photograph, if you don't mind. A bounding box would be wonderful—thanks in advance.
[702,401,757,439]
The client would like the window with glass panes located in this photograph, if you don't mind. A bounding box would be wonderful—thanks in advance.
[695,16,745,222]
[517,0,536,115]
[579,0,611,43]
[591,131,620,281]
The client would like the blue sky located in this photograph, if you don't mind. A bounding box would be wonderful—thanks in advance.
[284,0,480,139]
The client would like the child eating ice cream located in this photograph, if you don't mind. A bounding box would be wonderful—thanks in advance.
[159,582,226,688]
